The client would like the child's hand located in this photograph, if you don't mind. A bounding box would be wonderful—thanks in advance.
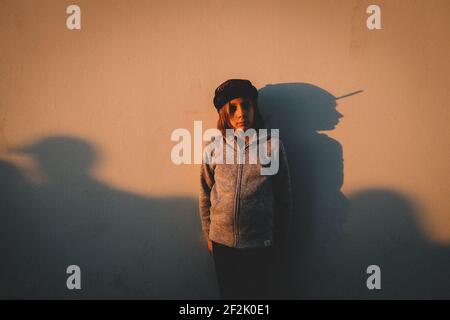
[208,240,213,255]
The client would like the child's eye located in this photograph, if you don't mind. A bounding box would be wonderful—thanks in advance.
[229,104,236,113]
[242,102,250,109]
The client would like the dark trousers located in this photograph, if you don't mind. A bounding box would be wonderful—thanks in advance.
[212,241,274,300]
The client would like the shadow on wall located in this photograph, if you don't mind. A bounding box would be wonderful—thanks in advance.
[259,83,450,299]
[341,189,450,299]
[259,83,350,299]
[0,136,218,299]
[1,93,449,299]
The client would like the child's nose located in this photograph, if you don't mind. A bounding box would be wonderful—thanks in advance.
[235,106,246,119]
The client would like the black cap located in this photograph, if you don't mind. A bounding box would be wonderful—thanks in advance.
[213,79,258,111]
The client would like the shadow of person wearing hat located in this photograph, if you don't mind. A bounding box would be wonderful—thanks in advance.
[2,136,215,299]
[258,83,361,298]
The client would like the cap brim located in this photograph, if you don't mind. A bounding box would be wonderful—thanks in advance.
[335,90,364,100]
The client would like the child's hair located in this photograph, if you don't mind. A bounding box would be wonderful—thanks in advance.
[216,98,265,136]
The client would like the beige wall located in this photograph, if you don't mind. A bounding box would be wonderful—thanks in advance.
[0,0,449,298]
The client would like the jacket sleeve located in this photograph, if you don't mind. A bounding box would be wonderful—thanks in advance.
[272,140,293,246]
[199,161,215,242]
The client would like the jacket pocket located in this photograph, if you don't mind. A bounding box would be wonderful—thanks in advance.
[238,198,267,235]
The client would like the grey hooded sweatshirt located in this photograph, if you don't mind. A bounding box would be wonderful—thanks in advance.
[199,130,293,249]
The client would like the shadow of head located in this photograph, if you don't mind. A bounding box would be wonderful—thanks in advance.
[9,136,97,180]
[347,189,423,243]
[258,83,345,133]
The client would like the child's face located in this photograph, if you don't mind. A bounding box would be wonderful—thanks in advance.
[226,97,255,131]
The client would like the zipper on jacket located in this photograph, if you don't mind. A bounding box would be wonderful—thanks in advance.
[234,163,243,247]
[233,142,250,247]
